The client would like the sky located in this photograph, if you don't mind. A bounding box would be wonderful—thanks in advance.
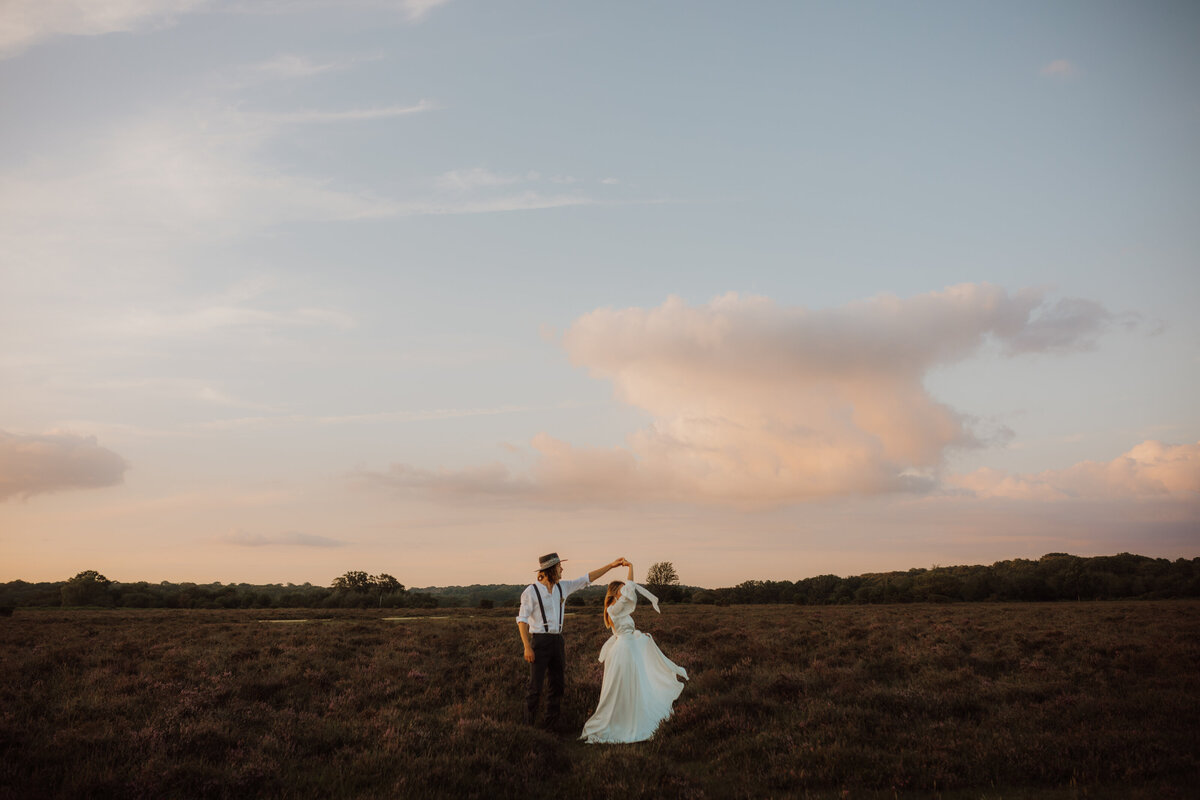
[1,0,1197,589]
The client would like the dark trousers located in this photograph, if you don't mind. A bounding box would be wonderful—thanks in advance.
[525,633,565,725]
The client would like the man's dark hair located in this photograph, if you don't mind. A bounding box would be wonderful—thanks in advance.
[537,563,563,585]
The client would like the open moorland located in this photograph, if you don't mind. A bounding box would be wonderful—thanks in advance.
[2,602,1198,799]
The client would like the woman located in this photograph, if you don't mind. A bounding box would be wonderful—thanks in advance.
[580,561,688,743]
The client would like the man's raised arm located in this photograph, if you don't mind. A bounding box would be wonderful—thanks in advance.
[588,558,628,583]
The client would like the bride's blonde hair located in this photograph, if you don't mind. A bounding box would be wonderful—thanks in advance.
[603,581,624,628]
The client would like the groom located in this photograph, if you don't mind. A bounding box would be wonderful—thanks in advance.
[517,552,627,730]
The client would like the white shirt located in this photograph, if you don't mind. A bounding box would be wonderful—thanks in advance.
[515,574,591,633]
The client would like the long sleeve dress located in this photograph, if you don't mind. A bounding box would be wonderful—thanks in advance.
[580,581,688,744]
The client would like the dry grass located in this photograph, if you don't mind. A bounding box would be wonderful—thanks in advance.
[2,603,1198,799]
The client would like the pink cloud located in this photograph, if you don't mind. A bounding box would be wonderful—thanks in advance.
[1041,59,1079,77]
[0,430,129,501]
[949,440,1200,501]
[368,284,1120,507]
[0,0,206,59]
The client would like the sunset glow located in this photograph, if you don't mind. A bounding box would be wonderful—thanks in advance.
[2,1,1197,587]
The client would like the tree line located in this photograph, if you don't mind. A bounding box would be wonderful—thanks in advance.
[0,570,437,611]
[422,553,1200,607]
[0,553,1196,612]
[689,553,1200,605]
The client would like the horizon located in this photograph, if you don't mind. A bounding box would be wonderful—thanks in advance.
[5,549,1195,592]
[2,1,1198,586]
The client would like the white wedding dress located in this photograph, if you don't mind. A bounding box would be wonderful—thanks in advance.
[580,581,688,744]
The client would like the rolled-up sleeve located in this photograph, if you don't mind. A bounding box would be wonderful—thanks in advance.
[560,575,590,598]
[515,585,535,627]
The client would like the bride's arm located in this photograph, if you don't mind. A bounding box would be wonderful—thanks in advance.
[625,561,634,581]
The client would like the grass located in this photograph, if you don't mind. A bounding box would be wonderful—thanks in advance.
[1,603,1198,799]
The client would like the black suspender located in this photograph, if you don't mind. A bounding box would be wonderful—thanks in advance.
[532,582,564,632]
[534,584,547,629]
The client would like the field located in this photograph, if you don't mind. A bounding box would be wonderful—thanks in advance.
[2,602,1198,799]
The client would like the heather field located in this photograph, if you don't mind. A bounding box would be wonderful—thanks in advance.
[2,603,1198,799]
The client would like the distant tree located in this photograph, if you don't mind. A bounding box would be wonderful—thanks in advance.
[61,570,113,607]
[331,571,372,593]
[796,574,842,605]
[646,562,679,588]
[646,562,682,602]
[370,574,405,607]
[372,574,403,593]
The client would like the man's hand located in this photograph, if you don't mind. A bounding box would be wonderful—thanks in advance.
[518,621,534,662]
[589,558,627,583]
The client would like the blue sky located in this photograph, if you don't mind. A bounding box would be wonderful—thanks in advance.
[1,1,1197,587]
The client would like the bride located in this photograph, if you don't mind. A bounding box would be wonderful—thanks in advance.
[580,560,688,744]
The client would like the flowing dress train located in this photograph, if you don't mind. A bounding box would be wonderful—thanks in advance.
[580,581,688,744]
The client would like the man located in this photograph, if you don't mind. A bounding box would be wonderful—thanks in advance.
[517,552,628,731]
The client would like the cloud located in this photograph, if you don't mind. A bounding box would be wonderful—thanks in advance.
[110,303,356,339]
[254,54,341,79]
[948,440,1200,501]
[0,0,453,59]
[211,53,383,90]
[435,168,531,192]
[253,100,435,125]
[0,108,406,267]
[402,191,594,216]
[400,0,452,22]
[219,529,348,547]
[222,0,452,23]
[368,284,1121,506]
[1000,296,1113,354]
[0,101,614,281]
[243,53,359,81]
[0,0,452,60]
[1041,59,1079,78]
[428,168,604,213]
[0,0,208,58]
[0,430,129,501]
[194,403,545,432]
